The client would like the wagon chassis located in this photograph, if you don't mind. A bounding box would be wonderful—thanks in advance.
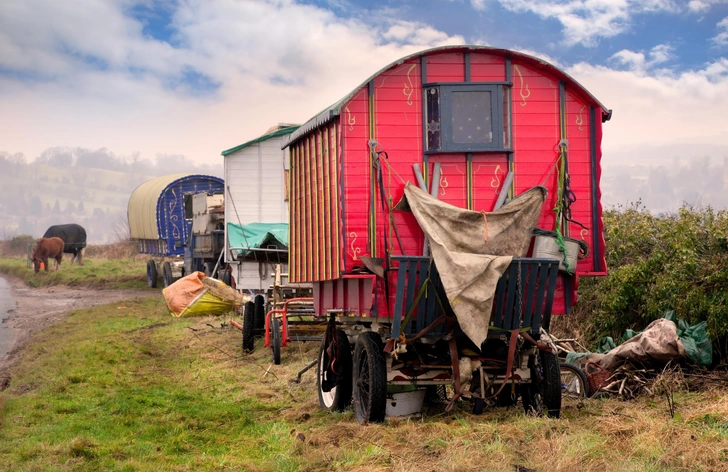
[316,256,563,422]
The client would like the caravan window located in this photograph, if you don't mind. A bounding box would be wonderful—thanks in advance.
[425,84,506,152]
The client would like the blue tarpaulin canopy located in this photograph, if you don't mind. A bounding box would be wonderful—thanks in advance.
[227,222,288,254]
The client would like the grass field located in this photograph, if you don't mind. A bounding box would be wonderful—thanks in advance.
[0,257,149,289]
[1,296,727,471]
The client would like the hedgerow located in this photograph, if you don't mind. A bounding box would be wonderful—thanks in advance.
[573,202,728,359]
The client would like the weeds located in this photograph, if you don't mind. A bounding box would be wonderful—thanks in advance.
[1,298,727,471]
[0,257,150,289]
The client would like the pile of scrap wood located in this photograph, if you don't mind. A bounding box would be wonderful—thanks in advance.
[549,313,719,399]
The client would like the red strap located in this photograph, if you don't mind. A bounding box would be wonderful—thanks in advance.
[383,315,447,354]
[487,328,520,400]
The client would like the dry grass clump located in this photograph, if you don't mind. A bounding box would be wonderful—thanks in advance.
[84,240,138,259]
[182,314,728,471]
[4,298,728,471]
[202,276,244,305]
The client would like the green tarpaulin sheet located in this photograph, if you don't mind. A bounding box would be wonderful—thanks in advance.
[227,222,288,254]
[566,310,713,368]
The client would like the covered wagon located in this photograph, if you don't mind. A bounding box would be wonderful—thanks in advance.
[128,173,224,288]
[283,45,611,422]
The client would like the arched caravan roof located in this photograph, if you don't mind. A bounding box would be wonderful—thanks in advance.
[285,45,611,147]
[128,173,224,240]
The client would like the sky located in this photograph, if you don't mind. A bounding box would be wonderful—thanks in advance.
[2,0,728,176]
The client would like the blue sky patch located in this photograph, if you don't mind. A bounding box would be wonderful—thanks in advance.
[127,1,178,45]
[168,67,221,96]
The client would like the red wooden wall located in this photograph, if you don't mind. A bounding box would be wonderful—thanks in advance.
[288,47,608,318]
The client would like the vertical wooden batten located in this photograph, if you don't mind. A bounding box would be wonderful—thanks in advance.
[368,80,377,257]
[589,106,602,273]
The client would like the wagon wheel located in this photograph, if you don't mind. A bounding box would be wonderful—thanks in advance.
[353,332,387,424]
[162,262,174,288]
[560,362,589,409]
[242,301,255,353]
[523,350,562,418]
[254,295,266,334]
[146,260,158,288]
[316,329,352,411]
[271,317,281,365]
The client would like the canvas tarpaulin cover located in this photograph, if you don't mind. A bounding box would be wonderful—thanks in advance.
[163,271,241,317]
[227,222,288,255]
[567,311,712,369]
[399,184,547,347]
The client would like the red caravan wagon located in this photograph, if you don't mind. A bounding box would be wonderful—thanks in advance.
[284,45,611,423]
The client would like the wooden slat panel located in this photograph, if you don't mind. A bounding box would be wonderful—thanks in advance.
[522,262,539,329]
[492,275,507,328]
[392,263,407,338]
[502,263,518,330]
[404,261,418,333]
[416,260,429,334]
[332,122,341,277]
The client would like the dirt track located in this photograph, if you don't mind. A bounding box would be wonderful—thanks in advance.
[0,276,157,382]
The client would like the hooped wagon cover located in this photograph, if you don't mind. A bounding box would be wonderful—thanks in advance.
[128,173,224,256]
[400,184,546,346]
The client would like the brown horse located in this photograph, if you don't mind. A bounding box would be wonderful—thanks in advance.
[32,237,65,273]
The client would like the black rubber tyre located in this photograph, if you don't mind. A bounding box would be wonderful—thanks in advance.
[163,262,173,288]
[242,301,255,353]
[254,295,266,334]
[523,350,562,418]
[146,260,158,288]
[317,329,353,411]
[271,318,281,365]
[352,332,387,424]
[203,262,215,278]
[560,362,590,407]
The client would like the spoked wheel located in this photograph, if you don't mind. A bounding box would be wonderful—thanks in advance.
[317,329,352,411]
[146,260,158,288]
[560,362,589,409]
[523,350,562,418]
[353,332,387,424]
[242,301,255,353]
[163,262,174,288]
[271,317,281,365]
[254,295,266,334]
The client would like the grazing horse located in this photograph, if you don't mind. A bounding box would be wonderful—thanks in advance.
[43,224,87,265]
[32,237,65,273]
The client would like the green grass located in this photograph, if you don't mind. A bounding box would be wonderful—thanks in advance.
[0,257,150,289]
[1,297,728,471]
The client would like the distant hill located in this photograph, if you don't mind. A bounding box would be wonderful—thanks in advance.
[0,147,222,243]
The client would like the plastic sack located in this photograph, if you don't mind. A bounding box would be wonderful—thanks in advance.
[163,271,234,317]
[663,311,712,367]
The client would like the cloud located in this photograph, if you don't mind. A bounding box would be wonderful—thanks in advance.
[688,0,728,13]
[568,55,728,158]
[610,44,674,74]
[495,0,680,46]
[0,0,465,163]
[713,16,728,45]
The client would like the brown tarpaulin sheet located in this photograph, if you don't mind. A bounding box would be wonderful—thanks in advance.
[400,184,546,346]
[583,319,688,371]
[163,271,241,317]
